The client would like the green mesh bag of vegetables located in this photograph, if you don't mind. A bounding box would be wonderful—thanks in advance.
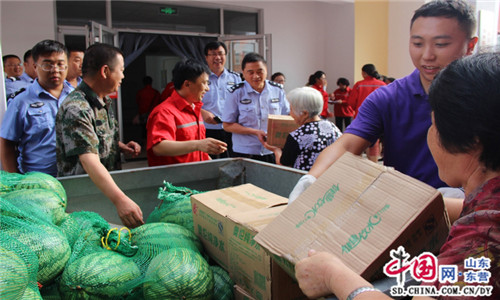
[0,171,67,203]
[130,222,204,267]
[143,248,214,299]
[2,188,67,225]
[146,182,203,232]
[58,211,111,249]
[211,265,234,300]
[0,210,70,286]
[60,250,142,299]
[0,232,39,300]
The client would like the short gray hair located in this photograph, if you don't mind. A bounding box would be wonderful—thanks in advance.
[287,87,323,118]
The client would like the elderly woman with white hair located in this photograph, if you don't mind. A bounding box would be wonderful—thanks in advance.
[264,86,342,171]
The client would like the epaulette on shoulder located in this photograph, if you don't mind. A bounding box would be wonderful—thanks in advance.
[229,82,244,93]
[268,81,284,89]
[8,87,26,100]
[228,70,241,77]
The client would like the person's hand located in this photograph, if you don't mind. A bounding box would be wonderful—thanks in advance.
[333,100,343,104]
[198,138,227,155]
[289,174,316,203]
[115,196,144,228]
[262,141,280,152]
[296,250,340,298]
[201,109,218,125]
[255,130,267,144]
[121,141,141,157]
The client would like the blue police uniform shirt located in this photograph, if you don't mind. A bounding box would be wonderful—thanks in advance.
[5,77,28,99]
[20,72,35,84]
[0,79,74,176]
[202,69,241,130]
[223,80,289,155]
[64,76,83,88]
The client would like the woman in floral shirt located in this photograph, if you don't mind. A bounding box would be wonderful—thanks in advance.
[264,87,342,171]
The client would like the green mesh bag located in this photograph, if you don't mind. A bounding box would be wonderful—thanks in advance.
[60,250,142,299]
[40,281,62,300]
[211,265,235,300]
[0,211,70,285]
[2,188,67,225]
[20,286,43,299]
[0,171,67,203]
[143,248,214,299]
[0,232,39,300]
[146,182,203,232]
[58,211,111,249]
[130,222,204,266]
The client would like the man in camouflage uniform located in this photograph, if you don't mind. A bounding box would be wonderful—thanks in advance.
[56,43,144,228]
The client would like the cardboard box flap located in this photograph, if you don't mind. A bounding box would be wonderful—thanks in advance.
[254,152,443,276]
[228,205,287,233]
[192,183,288,215]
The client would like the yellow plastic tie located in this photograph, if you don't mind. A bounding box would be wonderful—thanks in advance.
[101,227,132,251]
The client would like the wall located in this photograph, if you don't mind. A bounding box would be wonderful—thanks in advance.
[0,0,56,57]
[354,0,388,82]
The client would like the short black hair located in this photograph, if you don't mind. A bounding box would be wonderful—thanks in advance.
[31,40,68,63]
[23,50,32,62]
[271,72,285,81]
[411,0,476,38]
[2,54,20,64]
[429,52,500,171]
[82,43,123,77]
[172,59,210,90]
[337,77,350,86]
[241,52,266,71]
[307,71,325,86]
[142,76,153,85]
[362,64,380,79]
[204,41,227,56]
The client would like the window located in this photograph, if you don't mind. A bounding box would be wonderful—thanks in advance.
[56,0,106,26]
[224,10,259,35]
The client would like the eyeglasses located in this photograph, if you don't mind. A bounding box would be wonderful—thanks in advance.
[207,52,226,57]
[38,62,68,72]
[5,63,22,67]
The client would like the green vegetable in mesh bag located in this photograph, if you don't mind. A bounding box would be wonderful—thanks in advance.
[146,182,202,232]
[1,216,71,285]
[0,245,29,299]
[14,171,67,204]
[58,211,110,249]
[60,250,142,299]
[0,171,23,195]
[131,222,204,261]
[2,189,67,225]
[143,248,214,300]
[211,265,234,300]
[21,286,43,299]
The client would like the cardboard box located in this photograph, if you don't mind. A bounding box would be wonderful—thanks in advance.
[266,114,300,148]
[254,152,451,281]
[191,184,307,300]
[191,184,287,270]
[234,285,256,300]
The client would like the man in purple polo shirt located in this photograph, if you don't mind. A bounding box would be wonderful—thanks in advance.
[290,0,478,201]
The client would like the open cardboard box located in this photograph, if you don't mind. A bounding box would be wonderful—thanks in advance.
[254,152,451,280]
[266,114,300,148]
[191,184,307,300]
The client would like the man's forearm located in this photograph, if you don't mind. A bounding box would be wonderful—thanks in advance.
[223,122,259,135]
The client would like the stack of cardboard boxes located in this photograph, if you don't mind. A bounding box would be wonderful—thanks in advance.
[192,153,451,299]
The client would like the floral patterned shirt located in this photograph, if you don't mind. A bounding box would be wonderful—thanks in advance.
[279,120,342,171]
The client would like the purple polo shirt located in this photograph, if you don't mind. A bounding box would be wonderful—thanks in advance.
[345,69,446,188]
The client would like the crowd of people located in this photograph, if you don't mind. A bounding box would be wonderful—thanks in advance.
[1,0,499,298]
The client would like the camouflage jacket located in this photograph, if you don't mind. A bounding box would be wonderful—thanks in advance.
[56,81,121,176]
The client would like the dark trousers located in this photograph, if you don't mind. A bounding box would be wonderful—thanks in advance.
[335,117,352,132]
[232,152,276,164]
[206,129,233,159]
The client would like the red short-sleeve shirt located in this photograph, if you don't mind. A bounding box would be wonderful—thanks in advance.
[146,90,209,166]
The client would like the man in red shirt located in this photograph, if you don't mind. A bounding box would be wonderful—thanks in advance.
[146,59,227,166]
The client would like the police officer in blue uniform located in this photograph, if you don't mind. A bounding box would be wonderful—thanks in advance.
[222,52,289,163]
[201,41,242,158]
[0,40,74,176]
